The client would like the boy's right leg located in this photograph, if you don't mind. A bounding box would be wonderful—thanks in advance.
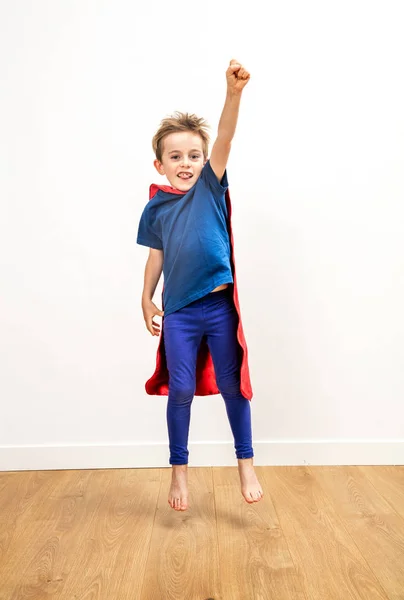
[204,290,263,504]
[163,301,204,510]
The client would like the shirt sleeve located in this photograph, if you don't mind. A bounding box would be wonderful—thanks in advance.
[200,159,229,195]
[136,204,163,250]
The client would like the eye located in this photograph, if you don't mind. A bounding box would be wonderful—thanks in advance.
[171,155,179,160]
[192,154,200,159]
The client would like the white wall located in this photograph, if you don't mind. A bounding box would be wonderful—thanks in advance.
[1,0,403,470]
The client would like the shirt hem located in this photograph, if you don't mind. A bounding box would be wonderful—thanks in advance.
[163,276,234,317]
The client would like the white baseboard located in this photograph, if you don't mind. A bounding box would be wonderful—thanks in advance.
[0,440,403,471]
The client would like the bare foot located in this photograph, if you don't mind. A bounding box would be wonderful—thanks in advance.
[168,464,189,511]
[238,458,264,503]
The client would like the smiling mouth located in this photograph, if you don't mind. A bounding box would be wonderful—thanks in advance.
[177,173,193,180]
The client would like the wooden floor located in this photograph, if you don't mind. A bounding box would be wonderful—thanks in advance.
[0,466,403,600]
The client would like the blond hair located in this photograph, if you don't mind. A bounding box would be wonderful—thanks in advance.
[152,111,210,162]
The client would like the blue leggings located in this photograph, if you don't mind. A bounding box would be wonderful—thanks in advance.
[164,287,254,465]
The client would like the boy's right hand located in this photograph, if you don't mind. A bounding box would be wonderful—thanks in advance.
[142,300,164,336]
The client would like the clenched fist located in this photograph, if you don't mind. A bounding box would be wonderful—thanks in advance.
[226,59,250,94]
[142,299,164,336]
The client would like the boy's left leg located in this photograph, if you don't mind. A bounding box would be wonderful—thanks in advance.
[204,289,263,503]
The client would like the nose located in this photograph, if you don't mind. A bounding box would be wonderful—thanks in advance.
[181,155,190,167]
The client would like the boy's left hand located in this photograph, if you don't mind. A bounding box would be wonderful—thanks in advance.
[226,59,250,95]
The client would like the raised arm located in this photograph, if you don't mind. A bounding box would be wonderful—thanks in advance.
[210,59,250,183]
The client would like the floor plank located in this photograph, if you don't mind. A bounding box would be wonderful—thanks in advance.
[266,466,388,600]
[213,465,307,600]
[0,470,104,600]
[358,466,404,520]
[141,467,220,600]
[314,465,404,600]
[59,468,161,600]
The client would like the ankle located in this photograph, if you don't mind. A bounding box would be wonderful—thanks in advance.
[172,464,188,471]
[238,457,254,467]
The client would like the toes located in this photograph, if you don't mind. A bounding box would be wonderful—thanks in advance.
[242,487,264,503]
[168,494,188,511]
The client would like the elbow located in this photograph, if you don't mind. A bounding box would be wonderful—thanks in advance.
[216,133,233,146]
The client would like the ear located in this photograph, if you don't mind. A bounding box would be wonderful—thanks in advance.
[154,159,165,175]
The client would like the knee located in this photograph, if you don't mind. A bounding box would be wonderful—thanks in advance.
[168,385,195,406]
[217,376,241,398]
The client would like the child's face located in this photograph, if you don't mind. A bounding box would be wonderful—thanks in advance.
[154,131,207,192]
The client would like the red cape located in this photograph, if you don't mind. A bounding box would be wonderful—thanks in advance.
[145,183,253,401]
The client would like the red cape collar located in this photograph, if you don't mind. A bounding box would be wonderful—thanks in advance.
[149,183,185,199]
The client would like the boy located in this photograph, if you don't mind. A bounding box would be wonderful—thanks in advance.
[137,59,263,511]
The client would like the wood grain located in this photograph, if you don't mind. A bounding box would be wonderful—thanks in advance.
[314,465,404,600]
[0,466,403,600]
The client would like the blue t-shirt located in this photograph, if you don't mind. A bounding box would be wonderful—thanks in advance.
[137,160,234,316]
